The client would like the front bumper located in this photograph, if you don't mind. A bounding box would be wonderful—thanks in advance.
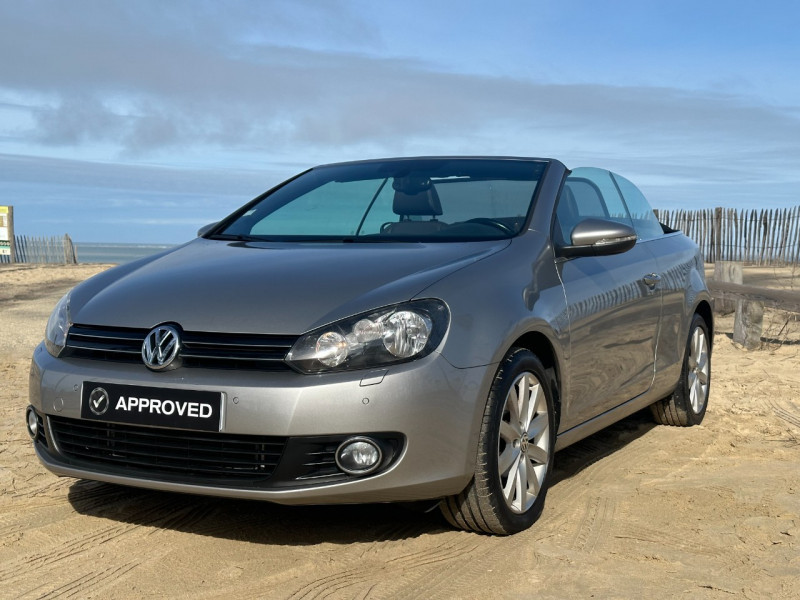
[29,343,493,504]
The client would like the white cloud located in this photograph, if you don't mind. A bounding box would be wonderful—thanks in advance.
[1,1,795,165]
[1,1,799,242]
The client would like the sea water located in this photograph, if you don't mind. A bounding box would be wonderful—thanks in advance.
[75,242,176,264]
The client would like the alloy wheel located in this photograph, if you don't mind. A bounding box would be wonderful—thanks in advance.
[497,372,550,514]
[688,327,709,413]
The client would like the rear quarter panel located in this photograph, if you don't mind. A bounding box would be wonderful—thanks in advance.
[645,232,712,398]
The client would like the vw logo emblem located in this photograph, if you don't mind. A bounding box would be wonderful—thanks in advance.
[142,324,182,371]
[88,387,110,416]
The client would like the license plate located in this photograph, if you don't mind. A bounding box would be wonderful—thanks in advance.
[81,381,222,432]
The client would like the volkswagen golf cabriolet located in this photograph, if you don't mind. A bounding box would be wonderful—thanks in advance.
[28,157,712,534]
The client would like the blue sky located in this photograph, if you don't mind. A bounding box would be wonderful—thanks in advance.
[1,0,799,243]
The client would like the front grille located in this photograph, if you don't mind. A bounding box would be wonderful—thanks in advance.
[65,324,297,371]
[49,416,286,486]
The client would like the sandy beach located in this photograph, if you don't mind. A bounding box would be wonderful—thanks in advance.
[1,263,798,599]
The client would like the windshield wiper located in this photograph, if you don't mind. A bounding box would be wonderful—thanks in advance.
[341,236,417,243]
[208,233,258,241]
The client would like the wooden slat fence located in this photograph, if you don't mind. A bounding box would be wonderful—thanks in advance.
[0,234,78,264]
[655,206,800,265]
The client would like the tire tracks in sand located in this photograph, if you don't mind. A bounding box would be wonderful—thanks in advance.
[766,397,800,430]
[286,538,483,600]
[0,497,217,599]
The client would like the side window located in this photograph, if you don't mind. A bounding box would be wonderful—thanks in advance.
[611,173,664,241]
[566,179,607,218]
[554,167,633,244]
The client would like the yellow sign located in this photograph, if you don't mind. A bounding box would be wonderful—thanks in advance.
[0,206,10,256]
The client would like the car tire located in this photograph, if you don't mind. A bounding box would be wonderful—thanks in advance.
[651,313,711,426]
[440,348,556,535]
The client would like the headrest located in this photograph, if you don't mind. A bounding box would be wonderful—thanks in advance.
[392,175,432,194]
[392,177,442,216]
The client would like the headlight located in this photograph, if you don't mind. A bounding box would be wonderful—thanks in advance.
[286,299,449,373]
[44,292,72,357]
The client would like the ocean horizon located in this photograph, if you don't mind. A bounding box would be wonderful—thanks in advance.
[75,242,177,264]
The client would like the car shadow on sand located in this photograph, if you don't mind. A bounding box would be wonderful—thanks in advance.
[66,409,658,544]
[66,482,448,546]
[551,407,657,486]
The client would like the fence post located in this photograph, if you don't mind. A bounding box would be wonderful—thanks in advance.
[63,234,77,264]
[713,261,743,314]
[733,300,763,350]
[8,206,15,264]
[759,210,768,266]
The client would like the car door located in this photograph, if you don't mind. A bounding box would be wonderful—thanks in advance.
[611,170,689,380]
[554,167,662,430]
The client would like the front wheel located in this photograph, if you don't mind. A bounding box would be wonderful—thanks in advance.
[440,348,556,535]
[651,313,711,426]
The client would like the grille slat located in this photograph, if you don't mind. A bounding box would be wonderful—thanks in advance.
[55,431,283,463]
[57,448,270,477]
[49,416,286,484]
[70,328,143,342]
[180,348,288,362]
[295,446,339,480]
[67,341,142,354]
[64,324,297,371]
[35,412,47,448]
[54,419,275,448]
[58,447,274,475]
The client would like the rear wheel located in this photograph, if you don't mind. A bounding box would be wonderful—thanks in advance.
[440,348,556,535]
[651,313,711,426]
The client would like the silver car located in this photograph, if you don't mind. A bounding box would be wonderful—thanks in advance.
[27,157,712,535]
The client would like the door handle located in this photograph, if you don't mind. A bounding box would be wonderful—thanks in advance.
[642,273,661,288]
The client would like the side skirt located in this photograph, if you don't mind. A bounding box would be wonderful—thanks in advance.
[555,387,662,451]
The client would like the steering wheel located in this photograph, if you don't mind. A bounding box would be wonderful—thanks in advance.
[465,218,513,234]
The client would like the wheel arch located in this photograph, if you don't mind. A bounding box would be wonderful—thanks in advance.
[694,299,714,350]
[507,331,562,431]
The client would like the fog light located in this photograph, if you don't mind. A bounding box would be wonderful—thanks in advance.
[26,406,38,439]
[335,437,383,476]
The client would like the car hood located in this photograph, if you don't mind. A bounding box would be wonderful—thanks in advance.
[70,238,510,334]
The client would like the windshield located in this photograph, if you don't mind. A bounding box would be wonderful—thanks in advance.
[216,158,548,242]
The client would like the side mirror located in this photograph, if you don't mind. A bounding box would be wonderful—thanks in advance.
[557,218,637,258]
[197,222,218,237]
